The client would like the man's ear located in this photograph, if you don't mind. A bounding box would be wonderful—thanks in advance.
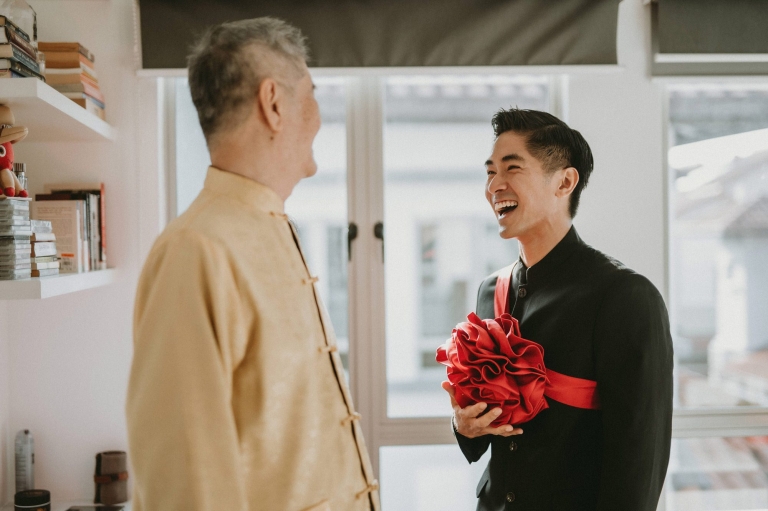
[556,167,579,198]
[257,77,283,133]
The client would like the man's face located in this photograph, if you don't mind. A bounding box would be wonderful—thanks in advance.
[485,131,565,240]
[285,67,321,179]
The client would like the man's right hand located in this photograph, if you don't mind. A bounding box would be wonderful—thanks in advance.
[442,381,524,438]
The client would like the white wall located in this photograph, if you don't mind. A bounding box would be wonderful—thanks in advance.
[570,0,667,295]
[2,0,143,504]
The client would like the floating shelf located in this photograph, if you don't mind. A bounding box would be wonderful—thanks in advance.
[2,502,132,511]
[0,78,116,142]
[0,268,117,300]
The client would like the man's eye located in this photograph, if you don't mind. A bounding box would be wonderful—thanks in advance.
[486,170,495,176]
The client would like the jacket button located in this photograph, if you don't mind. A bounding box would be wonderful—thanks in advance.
[506,492,515,502]
[509,441,518,452]
[518,287,527,298]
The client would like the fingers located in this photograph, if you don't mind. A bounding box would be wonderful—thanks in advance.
[441,381,459,409]
[462,401,489,420]
[484,425,524,437]
[475,406,502,427]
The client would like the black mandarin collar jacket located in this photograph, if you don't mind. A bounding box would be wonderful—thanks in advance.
[457,227,673,511]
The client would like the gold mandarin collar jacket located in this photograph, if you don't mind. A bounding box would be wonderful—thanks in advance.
[127,167,380,511]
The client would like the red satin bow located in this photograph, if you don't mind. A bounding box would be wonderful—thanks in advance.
[436,267,600,427]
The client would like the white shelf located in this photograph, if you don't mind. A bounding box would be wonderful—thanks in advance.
[3,501,131,511]
[0,78,115,142]
[0,268,117,300]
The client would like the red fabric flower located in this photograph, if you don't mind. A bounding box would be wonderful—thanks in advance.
[436,312,549,426]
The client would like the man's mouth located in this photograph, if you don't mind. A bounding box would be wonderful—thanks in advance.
[494,200,518,218]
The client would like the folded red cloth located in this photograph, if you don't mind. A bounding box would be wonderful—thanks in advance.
[437,312,549,426]
[436,312,600,427]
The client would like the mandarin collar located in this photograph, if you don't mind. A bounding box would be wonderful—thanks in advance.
[203,166,285,216]
[515,226,583,285]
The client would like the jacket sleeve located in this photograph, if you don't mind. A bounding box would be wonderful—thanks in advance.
[594,273,673,511]
[454,420,492,463]
[127,231,250,511]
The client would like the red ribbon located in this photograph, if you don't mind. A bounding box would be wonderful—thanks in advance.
[495,266,600,410]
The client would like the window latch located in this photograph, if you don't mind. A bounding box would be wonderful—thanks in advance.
[374,221,384,261]
[348,222,358,262]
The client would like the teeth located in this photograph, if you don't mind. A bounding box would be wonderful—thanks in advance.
[494,200,518,212]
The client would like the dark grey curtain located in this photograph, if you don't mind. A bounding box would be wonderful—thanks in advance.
[658,0,768,54]
[138,0,622,69]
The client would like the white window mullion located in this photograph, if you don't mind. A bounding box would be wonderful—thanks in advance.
[347,75,386,477]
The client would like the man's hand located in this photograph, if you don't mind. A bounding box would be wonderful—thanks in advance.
[442,381,524,438]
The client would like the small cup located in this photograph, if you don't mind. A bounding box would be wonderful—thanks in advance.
[14,489,50,511]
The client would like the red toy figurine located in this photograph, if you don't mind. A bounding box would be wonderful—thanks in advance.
[0,104,28,198]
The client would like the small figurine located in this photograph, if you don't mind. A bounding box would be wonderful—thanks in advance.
[0,105,28,198]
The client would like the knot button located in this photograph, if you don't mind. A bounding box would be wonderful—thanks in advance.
[518,287,527,298]
[506,492,516,503]
[509,441,518,452]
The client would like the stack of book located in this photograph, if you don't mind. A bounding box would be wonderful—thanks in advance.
[0,16,42,80]
[0,198,32,280]
[39,42,104,120]
[30,220,59,278]
[32,182,106,274]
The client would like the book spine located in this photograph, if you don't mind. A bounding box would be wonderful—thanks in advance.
[9,60,43,80]
[0,16,31,43]
[31,201,84,274]
[4,26,35,61]
[10,44,39,74]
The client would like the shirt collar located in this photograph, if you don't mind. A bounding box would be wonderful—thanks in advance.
[515,226,583,285]
[203,166,285,215]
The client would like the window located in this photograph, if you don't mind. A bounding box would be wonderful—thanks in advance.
[667,83,768,511]
[169,73,552,510]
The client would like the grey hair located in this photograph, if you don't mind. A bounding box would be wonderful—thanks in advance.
[187,17,309,146]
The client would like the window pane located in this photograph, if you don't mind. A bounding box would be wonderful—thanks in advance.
[665,436,768,510]
[380,444,490,511]
[668,84,768,408]
[383,76,548,418]
[285,78,349,369]
[173,77,350,371]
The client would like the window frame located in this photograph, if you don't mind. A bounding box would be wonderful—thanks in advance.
[162,73,768,506]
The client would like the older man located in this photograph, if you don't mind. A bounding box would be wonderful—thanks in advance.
[127,18,380,511]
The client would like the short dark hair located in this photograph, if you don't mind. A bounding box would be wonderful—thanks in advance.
[187,17,309,146]
[491,108,593,217]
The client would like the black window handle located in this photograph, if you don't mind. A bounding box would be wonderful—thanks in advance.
[374,221,384,261]
[347,222,358,262]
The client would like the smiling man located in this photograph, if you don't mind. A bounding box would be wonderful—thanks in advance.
[442,109,673,511]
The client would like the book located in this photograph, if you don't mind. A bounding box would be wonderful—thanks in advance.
[0,59,43,80]
[42,51,93,69]
[32,268,58,277]
[31,242,57,258]
[44,72,98,87]
[0,24,36,61]
[0,261,31,269]
[30,233,55,242]
[0,16,30,43]
[70,97,105,120]
[62,92,105,108]
[31,260,59,270]
[0,43,39,74]
[31,200,83,273]
[45,62,98,80]
[0,199,29,210]
[0,268,31,279]
[33,255,58,264]
[49,82,104,103]
[44,183,106,270]
[31,220,52,233]
[38,42,95,63]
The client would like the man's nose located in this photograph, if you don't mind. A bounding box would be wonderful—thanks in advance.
[488,174,507,194]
